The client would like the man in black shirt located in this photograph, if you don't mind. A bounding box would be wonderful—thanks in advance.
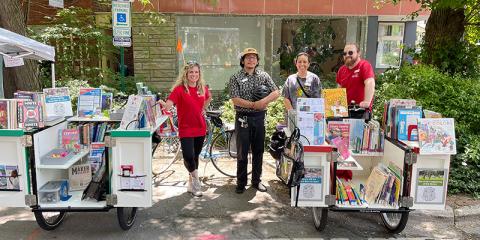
[229,48,280,194]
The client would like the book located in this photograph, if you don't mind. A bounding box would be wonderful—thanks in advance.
[322,88,348,118]
[423,109,442,118]
[120,95,143,130]
[418,118,456,155]
[385,99,416,137]
[326,121,350,148]
[343,118,365,152]
[365,166,388,204]
[5,165,20,190]
[395,107,422,141]
[101,92,113,116]
[18,101,45,129]
[89,142,105,174]
[0,100,9,129]
[0,164,6,176]
[77,88,102,117]
[61,129,80,151]
[43,87,73,117]
[337,156,363,171]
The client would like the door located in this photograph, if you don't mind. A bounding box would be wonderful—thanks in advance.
[110,130,152,207]
[0,130,30,207]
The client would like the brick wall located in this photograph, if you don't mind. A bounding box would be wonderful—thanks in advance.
[132,13,177,91]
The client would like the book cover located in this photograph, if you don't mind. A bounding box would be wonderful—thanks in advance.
[0,100,9,129]
[0,164,6,176]
[5,165,20,190]
[120,95,143,130]
[343,118,364,151]
[43,87,73,117]
[365,166,388,204]
[386,99,416,137]
[69,163,91,191]
[327,121,350,148]
[19,101,44,129]
[423,109,442,118]
[61,129,80,151]
[101,92,113,114]
[77,88,102,117]
[396,107,422,141]
[322,88,348,118]
[418,118,456,154]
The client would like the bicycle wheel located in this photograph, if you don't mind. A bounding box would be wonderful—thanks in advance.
[153,135,181,175]
[34,210,66,231]
[117,207,137,230]
[312,207,328,232]
[380,211,409,234]
[210,131,251,177]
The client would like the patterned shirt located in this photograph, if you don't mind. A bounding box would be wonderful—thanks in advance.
[282,71,322,109]
[229,68,278,113]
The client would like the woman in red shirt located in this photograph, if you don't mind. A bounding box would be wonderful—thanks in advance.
[159,61,211,197]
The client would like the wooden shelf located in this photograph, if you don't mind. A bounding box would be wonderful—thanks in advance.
[39,191,106,208]
[37,149,90,169]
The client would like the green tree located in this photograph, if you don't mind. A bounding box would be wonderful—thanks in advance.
[378,0,480,76]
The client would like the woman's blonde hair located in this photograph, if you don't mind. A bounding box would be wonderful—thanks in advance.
[171,61,206,95]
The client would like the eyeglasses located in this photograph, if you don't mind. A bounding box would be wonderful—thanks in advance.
[343,51,354,56]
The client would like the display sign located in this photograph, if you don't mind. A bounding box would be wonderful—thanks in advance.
[3,56,24,67]
[49,0,64,8]
[112,1,131,28]
[113,37,132,47]
[113,27,131,38]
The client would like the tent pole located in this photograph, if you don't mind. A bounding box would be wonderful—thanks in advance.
[51,62,55,88]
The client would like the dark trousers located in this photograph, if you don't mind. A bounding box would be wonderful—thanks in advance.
[180,136,205,173]
[235,112,266,187]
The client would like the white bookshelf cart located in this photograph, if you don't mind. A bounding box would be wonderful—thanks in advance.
[286,120,453,234]
[0,115,167,231]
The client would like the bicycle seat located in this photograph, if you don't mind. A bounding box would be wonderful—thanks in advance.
[206,110,222,118]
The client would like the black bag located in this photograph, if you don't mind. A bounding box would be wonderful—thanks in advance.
[268,129,287,160]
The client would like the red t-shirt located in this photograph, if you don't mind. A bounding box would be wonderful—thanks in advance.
[168,85,210,138]
[336,59,375,106]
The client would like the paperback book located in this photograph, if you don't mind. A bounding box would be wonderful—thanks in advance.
[322,88,348,118]
[418,118,456,154]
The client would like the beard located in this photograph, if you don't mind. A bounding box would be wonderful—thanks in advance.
[345,56,358,67]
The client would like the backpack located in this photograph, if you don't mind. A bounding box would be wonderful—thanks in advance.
[268,129,287,160]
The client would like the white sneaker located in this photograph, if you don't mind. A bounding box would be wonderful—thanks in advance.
[190,170,203,197]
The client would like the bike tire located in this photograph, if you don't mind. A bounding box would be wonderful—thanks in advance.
[34,210,66,231]
[152,135,181,175]
[380,211,409,234]
[117,207,138,230]
[210,131,251,177]
[312,207,328,232]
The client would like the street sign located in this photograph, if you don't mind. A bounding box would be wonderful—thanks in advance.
[113,27,131,38]
[113,37,132,47]
[112,1,131,28]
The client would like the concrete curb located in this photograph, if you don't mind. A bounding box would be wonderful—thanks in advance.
[455,204,480,218]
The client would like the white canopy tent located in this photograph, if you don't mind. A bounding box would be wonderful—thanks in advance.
[0,27,56,97]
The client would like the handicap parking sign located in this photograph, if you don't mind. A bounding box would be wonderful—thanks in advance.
[117,13,126,23]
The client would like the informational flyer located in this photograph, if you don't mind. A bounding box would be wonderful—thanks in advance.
[296,98,325,145]
[77,88,102,117]
[297,167,323,201]
[415,169,447,204]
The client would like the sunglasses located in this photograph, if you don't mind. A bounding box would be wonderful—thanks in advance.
[184,60,200,69]
[343,51,354,56]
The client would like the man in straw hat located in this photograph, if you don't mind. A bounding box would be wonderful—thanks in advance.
[228,48,280,194]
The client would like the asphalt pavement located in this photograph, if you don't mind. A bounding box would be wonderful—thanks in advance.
[0,154,479,240]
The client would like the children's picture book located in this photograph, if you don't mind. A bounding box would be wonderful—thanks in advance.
[415,169,446,204]
[18,101,44,129]
[5,165,20,190]
[418,118,456,155]
[423,109,442,118]
[0,164,6,176]
[322,88,348,118]
[343,118,364,151]
[89,142,105,174]
[385,99,417,137]
[77,88,102,117]
[396,107,422,141]
[365,166,388,204]
[69,163,91,191]
[327,121,350,148]
[43,87,73,117]
[337,156,363,171]
[297,167,323,201]
[0,100,9,129]
[61,129,80,151]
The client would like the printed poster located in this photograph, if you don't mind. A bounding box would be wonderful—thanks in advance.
[415,169,447,204]
[297,167,323,201]
[77,88,102,117]
[296,98,325,145]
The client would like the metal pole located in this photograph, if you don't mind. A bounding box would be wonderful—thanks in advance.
[120,47,125,92]
[51,62,55,88]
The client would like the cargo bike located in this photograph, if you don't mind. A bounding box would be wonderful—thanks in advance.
[0,114,168,231]
[278,103,453,234]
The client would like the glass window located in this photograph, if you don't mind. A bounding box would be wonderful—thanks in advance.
[376,22,404,68]
[177,16,265,91]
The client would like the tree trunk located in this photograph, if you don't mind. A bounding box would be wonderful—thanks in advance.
[423,7,465,67]
[0,0,41,98]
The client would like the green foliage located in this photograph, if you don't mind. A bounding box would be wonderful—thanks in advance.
[220,97,286,147]
[375,64,480,196]
[29,7,116,88]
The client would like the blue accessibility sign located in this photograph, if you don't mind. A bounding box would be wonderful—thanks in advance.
[117,13,126,23]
